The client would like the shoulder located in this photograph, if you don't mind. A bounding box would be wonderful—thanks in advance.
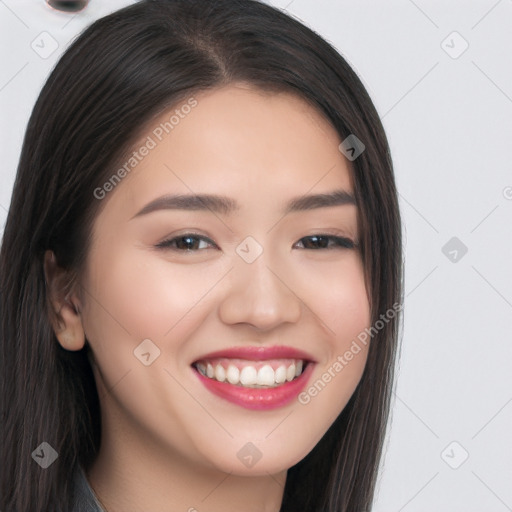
[71,464,107,512]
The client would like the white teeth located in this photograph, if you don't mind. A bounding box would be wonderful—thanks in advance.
[214,364,226,382]
[226,364,240,385]
[196,359,306,388]
[275,365,287,384]
[240,366,258,386]
[286,364,296,382]
[257,365,275,386]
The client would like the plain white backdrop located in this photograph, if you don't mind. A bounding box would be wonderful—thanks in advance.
[1,1,511,511]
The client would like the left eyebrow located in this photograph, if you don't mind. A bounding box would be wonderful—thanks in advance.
[130,189,356,219]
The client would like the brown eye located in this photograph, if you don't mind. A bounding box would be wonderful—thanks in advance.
[155,234,217,251]
[295,235,355,250]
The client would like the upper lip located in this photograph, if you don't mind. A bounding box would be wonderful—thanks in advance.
[192,345,316,363]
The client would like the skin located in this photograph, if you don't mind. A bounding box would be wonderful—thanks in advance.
[45,83,371,512]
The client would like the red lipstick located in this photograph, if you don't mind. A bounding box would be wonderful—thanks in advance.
[195,345,315,362]
[192,345,315,410]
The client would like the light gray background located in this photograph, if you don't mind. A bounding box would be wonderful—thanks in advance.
[1,1,511,511]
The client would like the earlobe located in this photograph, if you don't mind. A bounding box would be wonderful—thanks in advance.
[44,249,86,351]
[56,328,85,351]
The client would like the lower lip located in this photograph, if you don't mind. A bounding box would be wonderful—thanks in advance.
[193,362,314,410]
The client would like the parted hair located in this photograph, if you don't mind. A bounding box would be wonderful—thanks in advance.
[0,1,403,510]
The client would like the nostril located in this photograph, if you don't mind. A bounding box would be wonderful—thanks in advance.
[46,0,89,13]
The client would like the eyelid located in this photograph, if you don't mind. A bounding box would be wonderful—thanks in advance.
[155,231,218,250]
[294,234,356,250]
[155,231,358,252]
[298,228,358,247]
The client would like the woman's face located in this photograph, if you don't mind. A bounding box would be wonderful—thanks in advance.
[78,83,371,476]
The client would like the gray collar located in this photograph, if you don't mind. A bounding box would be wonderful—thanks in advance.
[72,465,107,512]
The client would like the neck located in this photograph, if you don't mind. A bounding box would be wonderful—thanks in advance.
[86,389,286,512]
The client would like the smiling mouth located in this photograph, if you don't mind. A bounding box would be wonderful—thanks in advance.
[192,358,308,388]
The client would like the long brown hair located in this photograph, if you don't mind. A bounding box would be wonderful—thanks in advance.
[0,1,403,510]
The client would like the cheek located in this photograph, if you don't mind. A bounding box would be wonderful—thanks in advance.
[317,255,371,396]
[286,254,370,455]
[80,245,234,399]
[298,253,370,346]
[332,261,370,346]
[79,246,230,440]
[83,245,228,343]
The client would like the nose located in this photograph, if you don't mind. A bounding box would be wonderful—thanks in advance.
[218,255,302,331]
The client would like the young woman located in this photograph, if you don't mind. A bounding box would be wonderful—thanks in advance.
[0,1,403,511]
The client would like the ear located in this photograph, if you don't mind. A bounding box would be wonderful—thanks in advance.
[44,249,86,351]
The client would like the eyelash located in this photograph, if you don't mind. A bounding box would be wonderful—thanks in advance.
[155,233,357,252]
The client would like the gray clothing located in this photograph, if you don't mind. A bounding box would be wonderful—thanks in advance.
[72,465,106,512]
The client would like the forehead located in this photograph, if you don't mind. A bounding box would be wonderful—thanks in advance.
[98,83,354,221]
